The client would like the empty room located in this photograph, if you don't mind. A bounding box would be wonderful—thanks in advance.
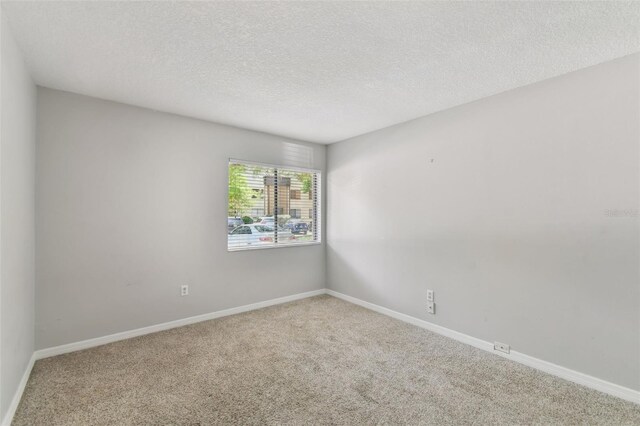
[1,1,639,424]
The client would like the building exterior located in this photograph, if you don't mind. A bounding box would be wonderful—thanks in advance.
[247,174,314,222]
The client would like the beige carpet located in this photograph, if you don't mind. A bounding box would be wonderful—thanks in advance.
[13,295,640,425]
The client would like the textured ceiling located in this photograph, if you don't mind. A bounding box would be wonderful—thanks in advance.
[2,1,639,143]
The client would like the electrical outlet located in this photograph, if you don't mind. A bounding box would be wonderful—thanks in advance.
[427,289,434,302]
[494,342,510,354]
[426,301,435,314]
[181,285,189,296]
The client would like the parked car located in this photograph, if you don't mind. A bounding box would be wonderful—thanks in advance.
[287,221,309,235]
[228,224,275,246]
[227,217,244,233]
[228,224,297,247]
[259,217,275,226]
[259,217,290,232]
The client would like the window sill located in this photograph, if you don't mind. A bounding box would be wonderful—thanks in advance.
[227,241,322,252]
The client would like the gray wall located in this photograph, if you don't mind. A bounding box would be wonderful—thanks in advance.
[0,14,36,420]
[36,88,326,349]
[327,54,640,390]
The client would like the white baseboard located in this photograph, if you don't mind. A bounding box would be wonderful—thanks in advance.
[0,289,324,426]
[35,289,325,360]
[8,286,637,426]
[326,289,640,405]
[1,353,36,426]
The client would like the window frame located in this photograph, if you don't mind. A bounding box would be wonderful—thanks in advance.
[227,159,322,252]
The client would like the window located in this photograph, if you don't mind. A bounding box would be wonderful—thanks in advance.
[228,159,320,251]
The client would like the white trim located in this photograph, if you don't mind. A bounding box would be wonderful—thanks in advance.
[228,241,322,252]
[12,286,638,424]
[1,353,35,426]
[326,289,640,405]
[35,289,325,360]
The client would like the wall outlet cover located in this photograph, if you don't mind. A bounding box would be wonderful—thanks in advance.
[427,301,435,314]
[494,342,510,354]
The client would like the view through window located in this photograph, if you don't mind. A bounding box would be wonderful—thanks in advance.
[228,160,320,250]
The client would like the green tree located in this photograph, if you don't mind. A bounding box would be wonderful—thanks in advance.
[296,173,312,194]
[228,164,252,216]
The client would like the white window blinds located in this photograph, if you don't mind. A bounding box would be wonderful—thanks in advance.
[228,160,320,251]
